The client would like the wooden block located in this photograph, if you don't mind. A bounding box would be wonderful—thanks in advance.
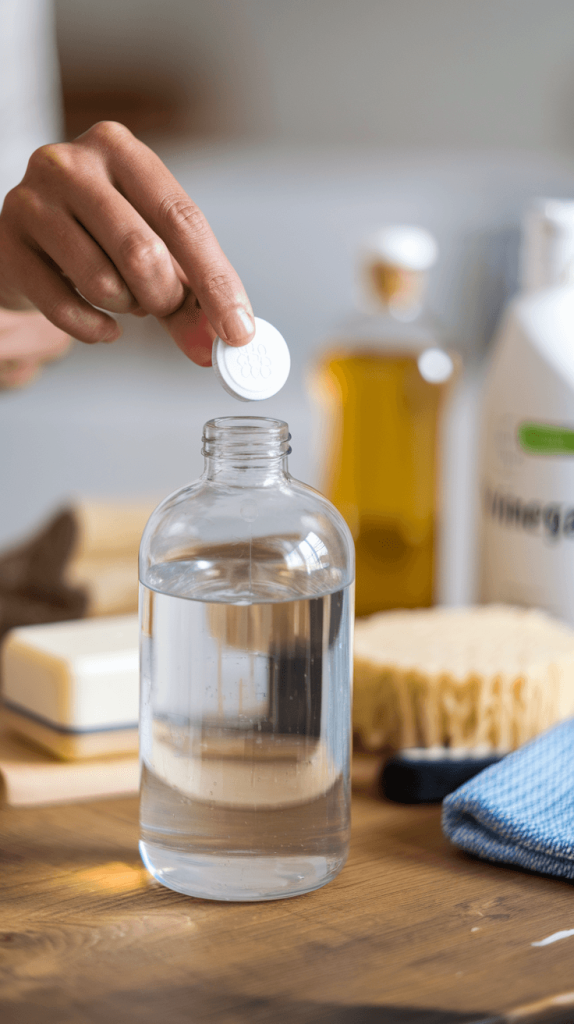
[0,728,139,806]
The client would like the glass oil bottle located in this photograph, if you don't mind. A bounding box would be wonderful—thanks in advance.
[310,226,456,618]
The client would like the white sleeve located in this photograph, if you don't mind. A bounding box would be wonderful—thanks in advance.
[0,0,63,201]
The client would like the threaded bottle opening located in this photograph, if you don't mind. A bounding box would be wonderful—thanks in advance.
[202,416,292,460]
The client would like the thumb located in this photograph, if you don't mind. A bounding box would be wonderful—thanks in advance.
[159,290,254,367]
[159,293,215,366]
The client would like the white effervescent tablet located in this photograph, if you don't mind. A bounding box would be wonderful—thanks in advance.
[212,317,290,402]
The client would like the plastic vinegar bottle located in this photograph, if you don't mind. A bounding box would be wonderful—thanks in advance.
[310,226,456,618]
[480,199,574,624]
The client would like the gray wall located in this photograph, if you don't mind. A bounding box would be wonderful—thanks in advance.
[6,0,574,604]
[55,0,574,150]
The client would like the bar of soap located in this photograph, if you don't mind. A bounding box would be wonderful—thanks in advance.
[70,500,157,559]
[64,554,142,617]
[0,499,158,640]
[1,615,139,760]
[353,604,574,753]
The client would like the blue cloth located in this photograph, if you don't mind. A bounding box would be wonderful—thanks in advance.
[442,718,574,880]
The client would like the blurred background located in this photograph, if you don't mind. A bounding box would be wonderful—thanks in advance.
[3,0,574,604]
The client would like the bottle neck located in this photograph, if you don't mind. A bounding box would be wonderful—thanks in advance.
[202,416,291,485]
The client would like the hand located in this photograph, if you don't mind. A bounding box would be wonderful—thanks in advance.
[0,122,255,366]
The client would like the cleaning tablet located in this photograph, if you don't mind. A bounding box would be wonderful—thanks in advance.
[212,317,290,402]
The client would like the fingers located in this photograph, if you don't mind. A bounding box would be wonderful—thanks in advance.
[84,124,255,346]
[0,123,256,365]
[15,190,138,315]
[65,177,186,318]
[1,240,121,343]
[0,175,123,342]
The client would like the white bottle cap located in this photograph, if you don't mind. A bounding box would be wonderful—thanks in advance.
[362,225,438,271]
[212,317,290,402]
[522,199,574,292]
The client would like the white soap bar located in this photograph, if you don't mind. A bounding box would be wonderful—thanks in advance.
[2,615,139,732]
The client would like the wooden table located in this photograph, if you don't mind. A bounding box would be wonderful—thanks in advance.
[1,773,574,1024]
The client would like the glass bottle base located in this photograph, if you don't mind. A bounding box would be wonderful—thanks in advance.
[139,840,347,901]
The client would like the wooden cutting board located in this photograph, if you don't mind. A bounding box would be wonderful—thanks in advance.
[0,727,139,806]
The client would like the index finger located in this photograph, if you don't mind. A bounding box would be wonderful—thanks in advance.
[83,124,255,348]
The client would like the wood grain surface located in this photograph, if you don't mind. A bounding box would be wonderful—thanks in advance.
[1,778,574,1024]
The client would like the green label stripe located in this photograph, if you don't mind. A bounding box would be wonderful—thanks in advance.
[518,422,574,455]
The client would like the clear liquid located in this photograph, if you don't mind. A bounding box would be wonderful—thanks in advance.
[139,577,352,901]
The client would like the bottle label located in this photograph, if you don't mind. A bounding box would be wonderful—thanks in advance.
[518,422,574,455]
[480,416,574,623]
[483,486,574,542]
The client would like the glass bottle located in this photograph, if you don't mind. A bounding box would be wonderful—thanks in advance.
[138,416,355,901]
[310,226,456,618]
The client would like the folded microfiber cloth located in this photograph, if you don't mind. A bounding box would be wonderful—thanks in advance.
[442,718,574,880]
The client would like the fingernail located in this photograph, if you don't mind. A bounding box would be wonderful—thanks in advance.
[220,307,255,345]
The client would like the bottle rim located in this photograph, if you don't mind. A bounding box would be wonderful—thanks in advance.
[202,416,292,460]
